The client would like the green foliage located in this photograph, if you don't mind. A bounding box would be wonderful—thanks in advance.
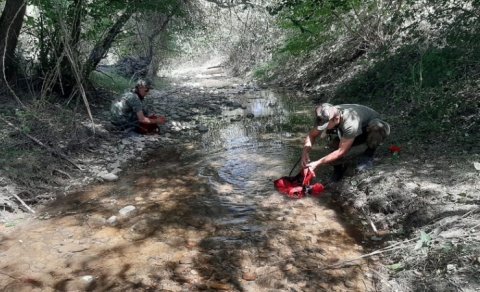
[254,61,279,81]
[89,71,133,94]
[387,262,404,272]
[280,33,331,56]
[415,231,432,250]
[335,45,463,101]
[89,70,168,94]
[334,16,480,141]
[24,0,189,82]
[267,0,353,55]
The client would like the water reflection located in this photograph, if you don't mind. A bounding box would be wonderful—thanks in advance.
[196,89,314,221]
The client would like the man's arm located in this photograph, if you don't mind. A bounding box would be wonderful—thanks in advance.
[302,128,321,167]
[136,111,158,124]
[307,137,354,171]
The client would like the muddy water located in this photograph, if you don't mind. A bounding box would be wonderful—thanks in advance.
[0,87,376,291]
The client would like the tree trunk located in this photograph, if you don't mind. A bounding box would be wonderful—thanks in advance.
[143,10,176,78]
[83,10,133,80]
[0,0,27,83]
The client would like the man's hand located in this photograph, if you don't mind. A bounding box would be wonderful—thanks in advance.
[306,160,320,173]
[155,116,166,125]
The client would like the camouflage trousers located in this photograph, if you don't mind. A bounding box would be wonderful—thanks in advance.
[327,118,391,166]
[111,119,139,132]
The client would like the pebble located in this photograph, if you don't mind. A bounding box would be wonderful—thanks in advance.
[282,263,293,271]
[119,205,137,217]
[242,271,256,281]
[98,172,118,181]
[107,215,118,226]
[344,280,355,288]
[208,282,230,290]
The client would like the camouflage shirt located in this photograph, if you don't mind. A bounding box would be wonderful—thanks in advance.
[335,104,380,139]
[110,91,150,128]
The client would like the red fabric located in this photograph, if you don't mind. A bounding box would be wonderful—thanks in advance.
[137,114,166,134]
[388,145,401,153]
[274,168,324,199]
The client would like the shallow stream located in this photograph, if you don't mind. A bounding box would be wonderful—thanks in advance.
[0,69,377,291]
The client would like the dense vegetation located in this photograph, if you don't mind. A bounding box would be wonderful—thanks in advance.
[248,0,479,148]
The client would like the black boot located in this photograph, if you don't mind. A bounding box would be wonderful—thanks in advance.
[357,148,376,172]
[331,164,345,182]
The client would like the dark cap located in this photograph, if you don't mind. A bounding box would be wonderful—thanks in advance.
[315,103,335,131]
[135,79,153,89]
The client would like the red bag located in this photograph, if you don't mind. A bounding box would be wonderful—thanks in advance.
[137,114,166,134]
[274,168,324,199]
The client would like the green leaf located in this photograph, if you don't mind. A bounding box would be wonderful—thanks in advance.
[387,262,404,271]
[5,222,16,227]
[415,231,431,250]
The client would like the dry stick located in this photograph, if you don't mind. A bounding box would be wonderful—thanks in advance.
[361,206,379,234]
[469,223,480,232]
[60,24,95,132]
[319,242,417,271]
[0,116,82,170]
[317,235,420,271]
[11,192,35,214]
[52,168,72,179]
[1,1,27,108]
[0,271,18,280]
[40,59,62,100]
[461,207,479,219]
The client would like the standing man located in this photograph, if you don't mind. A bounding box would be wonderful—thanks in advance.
[110,79,166,134]
[302,103,390,181]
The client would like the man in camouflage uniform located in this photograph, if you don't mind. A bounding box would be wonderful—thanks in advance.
[302,103,390,181]
[110,79,165,133]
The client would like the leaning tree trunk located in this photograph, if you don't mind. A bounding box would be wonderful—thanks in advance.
[144,13,173,78]
[83,10,133,81]
[0,0,27,84]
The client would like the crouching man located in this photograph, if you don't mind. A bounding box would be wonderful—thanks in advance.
[110,79,166,134]
[301,103,390,182]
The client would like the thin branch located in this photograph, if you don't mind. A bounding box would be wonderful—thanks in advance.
[61,23,95,132]
[361,207,379,234]
[12,192,35,213]
[0,271,18,280]
[52,168,72,179]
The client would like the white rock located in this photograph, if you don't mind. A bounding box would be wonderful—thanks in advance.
[81,275,95,283]
[119,205,137,218]
[447,264,456,272]
[111,168,122,175]
[107,216,118,226]
[99,172,118,182]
